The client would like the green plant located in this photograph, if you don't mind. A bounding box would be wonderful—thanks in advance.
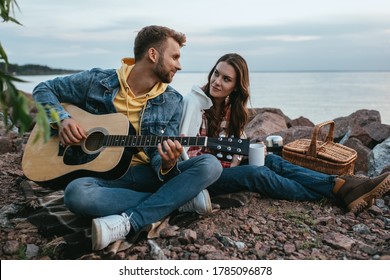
[298,239,322,250]
[0,0,21,24]
[0,0,50,137]
[284,210,315,226]
[17,244,27,259]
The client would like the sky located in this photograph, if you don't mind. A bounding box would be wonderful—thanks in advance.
[1,0,390,72]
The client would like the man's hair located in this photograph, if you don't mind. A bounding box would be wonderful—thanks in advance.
[134,25,186,61]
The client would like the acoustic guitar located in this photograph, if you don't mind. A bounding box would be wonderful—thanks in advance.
[22,104,249,189]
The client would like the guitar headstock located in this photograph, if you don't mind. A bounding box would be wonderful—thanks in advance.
[206,137,249,156]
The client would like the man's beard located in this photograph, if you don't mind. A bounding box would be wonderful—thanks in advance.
[153,55,173,83]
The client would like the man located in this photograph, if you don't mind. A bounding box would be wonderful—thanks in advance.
[32,25,222,251]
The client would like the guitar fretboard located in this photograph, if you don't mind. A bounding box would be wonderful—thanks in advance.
[103,135,207,148]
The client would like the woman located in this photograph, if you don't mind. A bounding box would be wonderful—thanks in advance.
[180,53,390,214]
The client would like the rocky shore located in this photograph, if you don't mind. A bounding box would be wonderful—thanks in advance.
[1,107,389,260]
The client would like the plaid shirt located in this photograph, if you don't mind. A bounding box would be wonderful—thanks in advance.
[187,107,235,168]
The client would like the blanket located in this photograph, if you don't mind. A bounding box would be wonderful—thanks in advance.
[19,178,254,259]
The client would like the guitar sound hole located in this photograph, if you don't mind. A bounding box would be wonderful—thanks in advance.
[85,131,105,152]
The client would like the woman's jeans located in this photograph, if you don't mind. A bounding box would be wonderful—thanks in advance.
[208,154,337,201]
[64,154,222,233]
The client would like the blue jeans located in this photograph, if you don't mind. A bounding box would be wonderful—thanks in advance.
[208,154,337,201]
[64,154,222,233]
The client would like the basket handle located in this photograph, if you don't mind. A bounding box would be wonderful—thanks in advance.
[307,120,335,157]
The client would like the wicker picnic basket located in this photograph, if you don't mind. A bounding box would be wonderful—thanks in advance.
[282,120,357,175]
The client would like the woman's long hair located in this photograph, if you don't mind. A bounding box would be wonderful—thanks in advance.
[203,53,250,138]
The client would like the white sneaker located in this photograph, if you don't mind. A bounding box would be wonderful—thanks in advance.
[91,213,131,251]
[179,189,212,215]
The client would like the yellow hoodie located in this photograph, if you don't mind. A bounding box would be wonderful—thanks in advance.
[115,58,167,165]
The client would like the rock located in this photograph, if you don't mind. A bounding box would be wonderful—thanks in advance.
[343,138,371,174]
[3,240,20,255]
[206,237,223,249]
[25,244,40,259]
[0,204,22,228]
[381,166,390,175]
[348,122,390,149]
[368,137,390,176]
[0,113,19,136]
[323,232,356,251]
[333,109,381,141]
[159,227,179,238]
[250,225,261,234]
[204,251,230,260]
[0,131,23,154]
[357,242,378,255]
[235,242,246,250]
[352,224,371,234]
[287,117,315,128]
[0,137,14,154]
[276,126,322,145]
[363,122,390,144]
[148,240,167,260]
[349,125,375,149]
[178,229,197,244]
[245,112,287,141]
[368,205,383,215]
[283,243,296,254]
[198,244,217,256]
[248,108,291,123]
[216,234,237,247]
[374,199,385,208]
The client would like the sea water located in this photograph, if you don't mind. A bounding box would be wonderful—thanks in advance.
[15,71,390,125]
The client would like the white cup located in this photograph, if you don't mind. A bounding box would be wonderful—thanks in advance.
[249,143,265,166]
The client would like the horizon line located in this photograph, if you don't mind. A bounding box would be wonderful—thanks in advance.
[181,69,390,73]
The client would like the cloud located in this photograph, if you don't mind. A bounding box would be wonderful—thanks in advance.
[3,0,390,71]
[42,48,111,58]
[262,35,321,42]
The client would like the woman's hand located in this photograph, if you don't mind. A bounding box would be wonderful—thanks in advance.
[158,139,184,172]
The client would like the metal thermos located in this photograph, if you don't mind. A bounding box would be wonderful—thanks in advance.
[266,135,283,156]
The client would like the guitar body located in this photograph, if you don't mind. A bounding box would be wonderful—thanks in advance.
[22,104,135,189]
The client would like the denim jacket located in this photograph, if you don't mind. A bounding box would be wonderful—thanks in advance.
[32,68,183,181]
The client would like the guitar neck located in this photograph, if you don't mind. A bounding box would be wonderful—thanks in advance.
[103,135,208,148]
[85,133,249,155]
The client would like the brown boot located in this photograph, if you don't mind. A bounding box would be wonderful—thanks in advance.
[333,172,390,213]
